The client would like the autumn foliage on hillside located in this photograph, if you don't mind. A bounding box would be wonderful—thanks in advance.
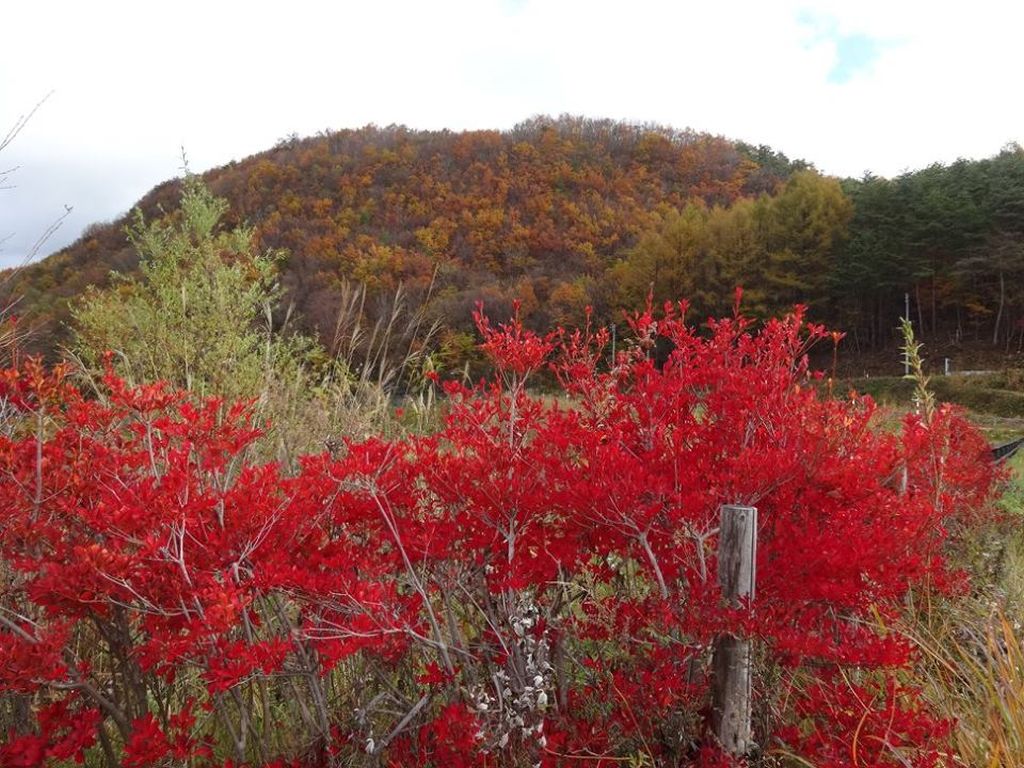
[0,302,997,766]
[6,118,804,358]
[12,118,1024,372]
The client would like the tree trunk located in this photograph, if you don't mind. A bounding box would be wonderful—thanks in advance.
[993,271,1005,346]
[916,283,925,339]
[931,274,937,340]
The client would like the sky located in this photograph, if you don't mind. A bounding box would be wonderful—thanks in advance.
[1,0,1022,268]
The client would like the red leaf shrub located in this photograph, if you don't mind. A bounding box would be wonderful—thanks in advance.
[0,304,997,766]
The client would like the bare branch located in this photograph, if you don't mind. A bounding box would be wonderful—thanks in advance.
[0,92,53,154]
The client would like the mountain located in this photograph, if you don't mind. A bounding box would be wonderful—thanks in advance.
[13,116,1023,371]
[3,116,806,356]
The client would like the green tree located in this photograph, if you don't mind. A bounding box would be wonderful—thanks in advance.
[73,175,310,402]
[608,203,728,319]
[761,170,852,312]
[704,198,771,317]
[608,171,851,323]
[954,146,1024,345]
[832,174,909,346]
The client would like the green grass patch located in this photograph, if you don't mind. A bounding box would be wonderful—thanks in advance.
[1000,451,1024,517]
[836,370,1024,420]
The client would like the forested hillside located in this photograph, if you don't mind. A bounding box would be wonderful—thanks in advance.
[5,116,1024,367]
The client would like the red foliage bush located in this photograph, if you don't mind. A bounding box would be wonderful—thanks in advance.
[0,305,996,766]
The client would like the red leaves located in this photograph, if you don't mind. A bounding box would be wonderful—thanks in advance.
[38,703,101,764]
[121,714,172,768]
[120,707,208,767]
[0,733,47,768]
[409,703,483,767]
[0,357,77,412]
[205,637,290,693]
[0,701,99,767]
[0,304,998,766]
[473,300,556,379]
[777,678,953,768]
[0,622,69,694]
[417,661,451,686]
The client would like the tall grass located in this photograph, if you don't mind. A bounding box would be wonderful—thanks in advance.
[900,450,1024,767]
[906,604,1024,767]
[255,281,442,465]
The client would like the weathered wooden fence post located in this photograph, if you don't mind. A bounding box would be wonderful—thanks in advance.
[711,504,758,755]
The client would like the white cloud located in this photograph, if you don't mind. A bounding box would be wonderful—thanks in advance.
[1,0,1022,267]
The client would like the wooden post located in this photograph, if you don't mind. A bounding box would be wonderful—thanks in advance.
[711,504,757,756]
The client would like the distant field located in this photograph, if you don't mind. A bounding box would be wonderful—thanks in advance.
[836,370,1024,439]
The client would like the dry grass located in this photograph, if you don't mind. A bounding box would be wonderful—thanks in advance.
[903,604,1024,767]
[899,452,1024,767]
[247,280,443,466]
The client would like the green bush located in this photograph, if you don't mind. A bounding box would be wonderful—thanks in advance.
[71,177,436,465]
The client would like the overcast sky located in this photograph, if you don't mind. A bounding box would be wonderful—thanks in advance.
[2,0,1022,268]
